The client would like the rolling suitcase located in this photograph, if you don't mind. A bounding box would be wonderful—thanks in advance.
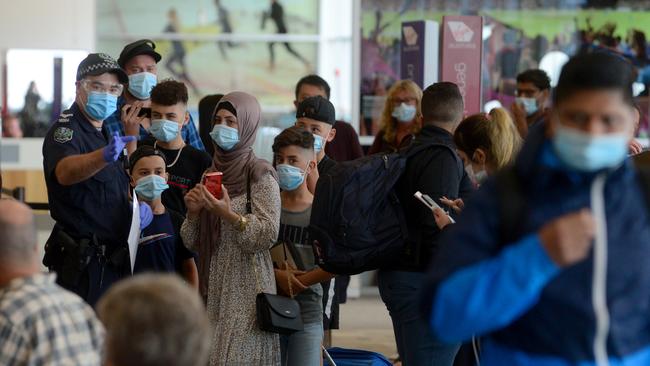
[323,347,392,366]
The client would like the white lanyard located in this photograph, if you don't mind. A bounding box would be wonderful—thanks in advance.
[590,173,610,366]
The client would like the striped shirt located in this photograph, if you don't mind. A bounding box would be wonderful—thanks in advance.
[0,273,104,366]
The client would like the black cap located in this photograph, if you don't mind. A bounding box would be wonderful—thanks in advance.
[118,39,162,68]
[296,96,335,125]
[129,145,168,170]
[76,53,128,84]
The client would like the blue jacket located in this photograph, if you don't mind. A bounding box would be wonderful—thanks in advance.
[423,126,650,365]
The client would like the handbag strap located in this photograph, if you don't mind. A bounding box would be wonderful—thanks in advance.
[281,243,294,298]
[246,168,264,294]
[246,167,252,214]
[252,254,264,294]
[251,252,294,298]
[248,168,295,298]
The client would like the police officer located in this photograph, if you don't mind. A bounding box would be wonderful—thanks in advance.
[43,53,152,306]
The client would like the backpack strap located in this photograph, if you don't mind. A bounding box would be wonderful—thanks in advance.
[636,166,650,214]
[495,166,527,246]
[403,140,465,182]
[402,140,451,159]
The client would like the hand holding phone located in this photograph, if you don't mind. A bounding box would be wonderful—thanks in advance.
[138,107,151,119]
[125,106,151,118]
[414,191,456,224]
[203,172,223,199]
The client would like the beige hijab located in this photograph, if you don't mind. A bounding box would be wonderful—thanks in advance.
[197,91,277,299]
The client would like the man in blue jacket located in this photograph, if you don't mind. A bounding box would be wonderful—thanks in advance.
[423,52,650,365]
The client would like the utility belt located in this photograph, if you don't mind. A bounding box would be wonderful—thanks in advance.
[43,224,129,291]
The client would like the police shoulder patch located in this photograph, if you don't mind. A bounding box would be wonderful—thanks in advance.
[53,127,74,143]
[57,113,73,123]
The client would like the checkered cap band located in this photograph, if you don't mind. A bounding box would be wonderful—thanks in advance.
[76,53,125,82]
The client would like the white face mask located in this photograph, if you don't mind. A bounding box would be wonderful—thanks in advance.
[465,164,488,186]
[391,103,417,123]
[516,97,539,116]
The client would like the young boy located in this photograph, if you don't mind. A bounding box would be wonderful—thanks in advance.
[129,145,198,287]
[140,79,212,215]
[272,126,335,365]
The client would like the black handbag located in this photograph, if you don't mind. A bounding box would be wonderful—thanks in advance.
[256,292,303,334]
[245,171,304,334]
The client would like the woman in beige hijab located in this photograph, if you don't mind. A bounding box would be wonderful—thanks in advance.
[182,91,281,365]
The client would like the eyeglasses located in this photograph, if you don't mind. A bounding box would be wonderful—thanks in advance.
[392,97,417,105]
[80,80,124,96]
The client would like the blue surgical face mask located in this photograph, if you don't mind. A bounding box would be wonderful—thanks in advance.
[552,124,629,172]
[150,119,180,142]
[391,103,417,123]
[516,97,539,116]
[277,164,308,191]
[134,174,169,201]
[210,124,240,151]
[313,134,324,154]
[128,72,157,100]
[85,92,118,121]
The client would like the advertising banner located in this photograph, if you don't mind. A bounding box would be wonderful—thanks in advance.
[441,15,483,116]
[400,20,439,89]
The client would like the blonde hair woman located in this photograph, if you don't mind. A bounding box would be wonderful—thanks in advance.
[368,80,423,155]
[453,107,523,184]
[435,107,522,229]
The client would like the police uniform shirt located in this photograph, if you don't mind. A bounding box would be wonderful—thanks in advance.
[43,103,131,244]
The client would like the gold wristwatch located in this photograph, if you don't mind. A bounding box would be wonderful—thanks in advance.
[237,214,249,232]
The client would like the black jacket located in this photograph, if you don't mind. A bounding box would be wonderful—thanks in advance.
[392,125,474,271]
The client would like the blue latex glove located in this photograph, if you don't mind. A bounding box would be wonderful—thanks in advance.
[103,133,136,163]
[139,202,153,230]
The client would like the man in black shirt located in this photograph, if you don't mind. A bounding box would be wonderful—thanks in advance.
[293,75,364,306]
[379,82,473,365]
[139,80,212,215]
[294,95,341,334]
[295,96,337,189]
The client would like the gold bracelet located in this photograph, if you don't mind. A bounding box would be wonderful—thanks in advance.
[237,214,249,232]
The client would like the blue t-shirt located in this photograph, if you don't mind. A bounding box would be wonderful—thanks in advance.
[133,211,193,274]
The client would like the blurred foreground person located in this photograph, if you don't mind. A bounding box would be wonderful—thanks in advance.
[424,52,650,366]
[0,200,103,365]
[98,274,210,366]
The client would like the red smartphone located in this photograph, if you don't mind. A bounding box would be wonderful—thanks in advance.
[203,172,223,199]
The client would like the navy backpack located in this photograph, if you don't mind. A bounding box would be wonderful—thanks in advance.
[309,141,459,275]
